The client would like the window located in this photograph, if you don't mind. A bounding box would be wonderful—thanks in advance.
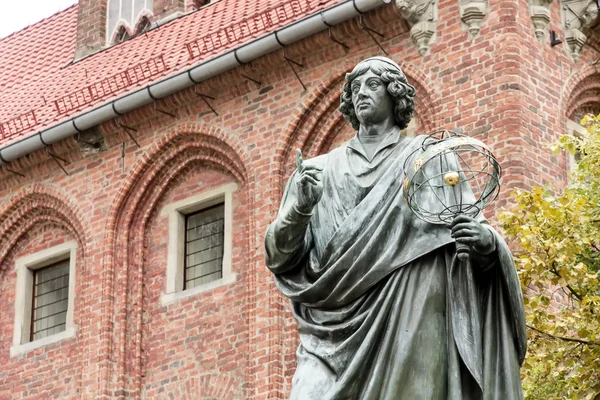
[11,241,77,357]
[135,16,151,35]
[161,183,237,305]
[108,0,154,45]
[31,260,70,341]
[184,204,225,289]
[114,25,131,44]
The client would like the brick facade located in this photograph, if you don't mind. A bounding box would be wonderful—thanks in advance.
[1,0,600,398]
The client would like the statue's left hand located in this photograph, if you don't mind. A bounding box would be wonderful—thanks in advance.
[449,215,496,255]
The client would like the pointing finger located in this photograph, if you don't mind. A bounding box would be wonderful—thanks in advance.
[296,149,304,172]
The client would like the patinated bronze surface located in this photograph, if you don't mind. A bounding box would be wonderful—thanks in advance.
[265,57,526,400]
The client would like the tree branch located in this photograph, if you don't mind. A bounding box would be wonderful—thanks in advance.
[549,262,584,301]
[527,324,600,346]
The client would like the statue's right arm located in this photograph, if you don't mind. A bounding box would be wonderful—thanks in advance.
[264,170,316,275]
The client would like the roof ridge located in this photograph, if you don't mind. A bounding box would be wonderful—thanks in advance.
[0,3,78,42]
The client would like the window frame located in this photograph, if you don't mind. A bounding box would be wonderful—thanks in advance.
[160,183,237,306]
[183,203,225,290]
[30,260,71,342]
[11,241,77,357]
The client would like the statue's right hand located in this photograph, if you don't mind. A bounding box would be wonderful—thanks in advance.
[295,149,323,214]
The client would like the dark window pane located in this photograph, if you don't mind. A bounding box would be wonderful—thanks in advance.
[184,204,224,289]
[31,260,69,341]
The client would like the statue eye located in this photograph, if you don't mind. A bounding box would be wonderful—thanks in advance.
[351,85,360,94]
[369,81,380,90]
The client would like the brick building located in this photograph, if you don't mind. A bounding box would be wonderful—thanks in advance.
[0,0,598,398]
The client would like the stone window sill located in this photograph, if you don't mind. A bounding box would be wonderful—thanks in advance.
[10,327,76,358]
[160,273,237,306]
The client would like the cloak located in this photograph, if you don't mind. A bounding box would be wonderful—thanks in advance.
[265,131,527,400]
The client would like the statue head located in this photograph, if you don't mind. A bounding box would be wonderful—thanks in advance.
[340,57,416,131]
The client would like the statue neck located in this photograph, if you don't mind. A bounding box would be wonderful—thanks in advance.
[357,121,397,161]
[358,118,396,138]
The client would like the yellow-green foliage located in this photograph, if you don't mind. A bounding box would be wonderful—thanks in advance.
[499,115,600,400]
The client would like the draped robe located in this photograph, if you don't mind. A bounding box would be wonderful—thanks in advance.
[265,130,527,400]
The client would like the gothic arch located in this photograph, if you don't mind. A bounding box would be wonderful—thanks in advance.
[0,185,88,271]
[566,78,600,120]
[277,57,442,191]
[98,123,253,398]
[561,64,600,123]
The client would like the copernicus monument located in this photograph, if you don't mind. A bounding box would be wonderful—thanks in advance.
[265,56,527,400]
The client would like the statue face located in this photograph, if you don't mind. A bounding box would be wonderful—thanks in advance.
[350,69,395,127]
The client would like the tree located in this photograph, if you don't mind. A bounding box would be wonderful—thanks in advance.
[498,114,600,399]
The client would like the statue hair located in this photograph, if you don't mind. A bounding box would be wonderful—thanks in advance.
[339,60,417,131]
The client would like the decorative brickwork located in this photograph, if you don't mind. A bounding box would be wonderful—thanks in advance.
[563,66,600,119]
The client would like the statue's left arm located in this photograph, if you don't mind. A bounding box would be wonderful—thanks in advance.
[449,214,499,271]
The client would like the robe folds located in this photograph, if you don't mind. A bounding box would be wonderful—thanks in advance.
[265,130,527,400]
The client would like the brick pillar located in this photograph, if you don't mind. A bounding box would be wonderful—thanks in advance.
[75,0,108,59]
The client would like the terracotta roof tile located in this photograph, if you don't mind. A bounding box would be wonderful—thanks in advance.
[0,0,338,145]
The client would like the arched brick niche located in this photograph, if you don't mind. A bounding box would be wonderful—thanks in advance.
[100,124,252,399]
[566,73,600,122]
[277,58,441,190]
[0,187,88,397]
[562,65,600,124]
[557,67,600,175]
[141,167,247,399]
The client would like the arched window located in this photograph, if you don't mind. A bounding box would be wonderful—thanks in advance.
[114,25,131,44]
[108,0,153,45]
[135,16,151,35]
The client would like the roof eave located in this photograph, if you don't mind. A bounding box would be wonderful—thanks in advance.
[0,0,386,165]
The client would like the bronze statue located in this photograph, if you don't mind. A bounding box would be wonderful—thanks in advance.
[265,56,526,400]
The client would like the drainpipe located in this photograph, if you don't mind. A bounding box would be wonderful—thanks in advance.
[0,0,388,164]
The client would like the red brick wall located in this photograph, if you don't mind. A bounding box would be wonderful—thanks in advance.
[1,1,600,398]
[75,0,108,58]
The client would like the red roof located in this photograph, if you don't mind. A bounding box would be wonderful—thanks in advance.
[0,0,337,146]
